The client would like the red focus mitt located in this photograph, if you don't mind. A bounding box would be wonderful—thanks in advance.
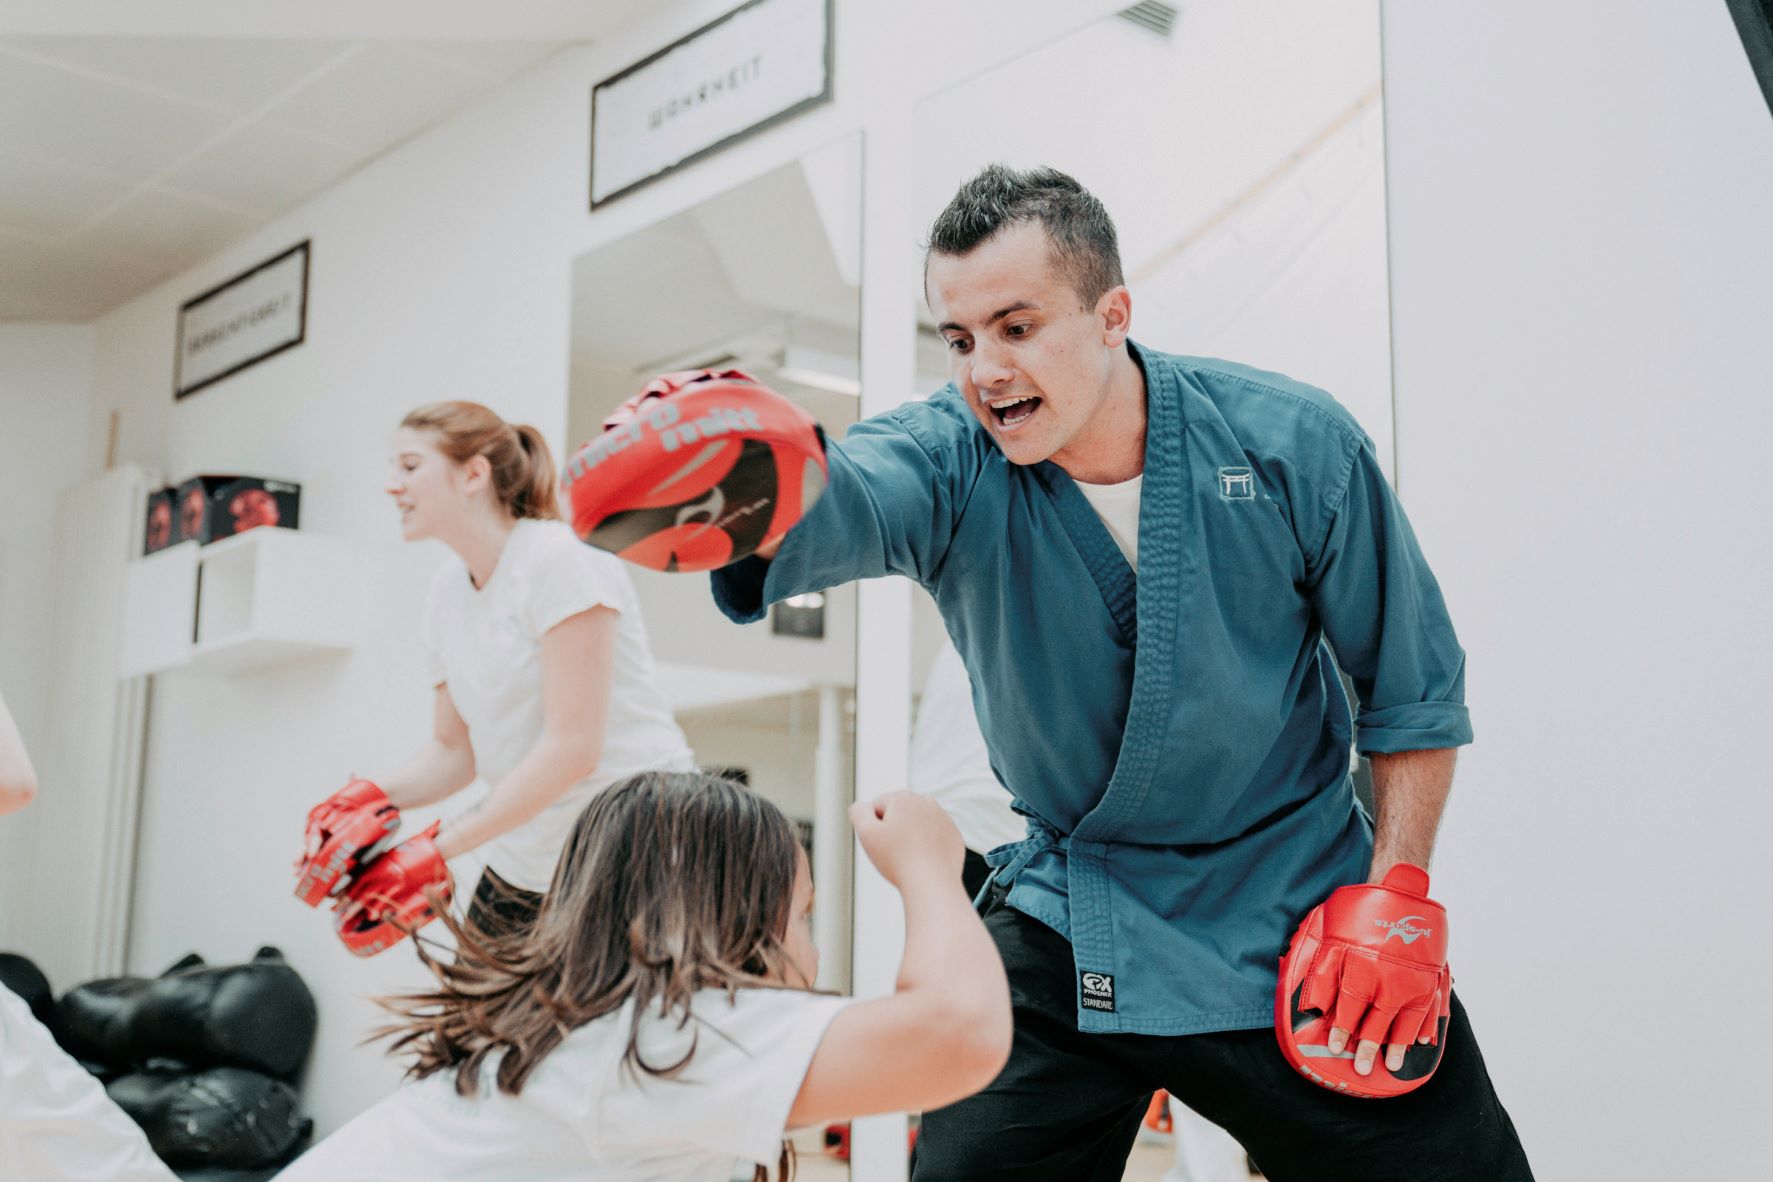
[293,779,400,907]
[333,821,452,957]
[563,369,827,572]
[1276,862,1452,1099]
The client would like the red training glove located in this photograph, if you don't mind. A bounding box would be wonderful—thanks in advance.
[333,821,452,957]
[562,369,827,572]
[294,779,400,907]
[1275,862,1452,1099]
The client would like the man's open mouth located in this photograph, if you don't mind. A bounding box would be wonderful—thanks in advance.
[989,394,1042,429]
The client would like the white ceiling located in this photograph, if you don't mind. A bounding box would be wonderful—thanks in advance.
[0,1,646,40]
[0,3,659,322]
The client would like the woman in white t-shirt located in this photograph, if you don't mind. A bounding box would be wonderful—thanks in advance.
[333,401,695,939]
[276,772,1011,1182]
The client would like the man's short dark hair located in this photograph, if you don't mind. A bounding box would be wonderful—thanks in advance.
[925,164,1125,306]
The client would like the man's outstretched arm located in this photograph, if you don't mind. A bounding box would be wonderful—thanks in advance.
[711,406,971,623]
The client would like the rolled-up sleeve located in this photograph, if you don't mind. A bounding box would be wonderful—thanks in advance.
[710,407,964,624]
[1304,437,1473,754]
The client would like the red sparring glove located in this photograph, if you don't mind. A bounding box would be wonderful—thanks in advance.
[293,779,400,907]
[1276,862,1452,1099]
[333,821,452,957]
[562,369,827,572]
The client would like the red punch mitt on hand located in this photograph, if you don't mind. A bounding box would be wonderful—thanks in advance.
[1276,862,1452,1099]
[563,369,828,572]
[294,779,400,907]
[333,822,452,957]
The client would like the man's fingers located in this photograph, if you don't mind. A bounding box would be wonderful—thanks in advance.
[1301,942,1345,1016]
[1330,949,1380,1031]
[1330,984,1374,1047]
[1357,1003,1402,1047]
[1325,1021,1415,1074]
[1387,997,1433,1048]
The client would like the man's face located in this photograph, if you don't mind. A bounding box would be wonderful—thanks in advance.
[926,221,1128,468]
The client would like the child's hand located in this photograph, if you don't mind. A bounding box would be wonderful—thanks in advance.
[848,792,966,888]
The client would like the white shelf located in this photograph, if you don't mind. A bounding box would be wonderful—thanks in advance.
[118,527,361,677]
[119,541,200,678]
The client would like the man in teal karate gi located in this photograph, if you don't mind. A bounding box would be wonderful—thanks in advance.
[712,166,1533,1181]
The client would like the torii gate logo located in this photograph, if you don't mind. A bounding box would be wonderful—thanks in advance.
[1218,467,1255,500]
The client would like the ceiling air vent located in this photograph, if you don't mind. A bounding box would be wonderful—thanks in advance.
[1118,1,1179,39]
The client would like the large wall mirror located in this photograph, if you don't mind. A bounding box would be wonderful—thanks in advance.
[567,133,862,1175]
[902,4,1389,1178]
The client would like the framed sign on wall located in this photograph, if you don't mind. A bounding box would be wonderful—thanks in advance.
[590,0,833,208]
[174,241,309,400]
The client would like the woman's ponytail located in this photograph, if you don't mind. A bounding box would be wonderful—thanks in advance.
[509,423,561,521]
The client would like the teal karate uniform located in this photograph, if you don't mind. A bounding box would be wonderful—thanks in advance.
[712,342,1472,1035]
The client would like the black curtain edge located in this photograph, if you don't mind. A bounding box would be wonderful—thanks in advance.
[1725,0,1773,119]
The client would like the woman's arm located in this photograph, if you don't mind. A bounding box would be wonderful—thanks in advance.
[377,684,479,809]
[786,793,1012,1127]
[0,690,39,817]
[431,607,615,861]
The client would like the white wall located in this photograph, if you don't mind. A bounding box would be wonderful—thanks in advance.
[64,0,1128,1143]
[1382,2,1773,1176]
[0,325,94,956]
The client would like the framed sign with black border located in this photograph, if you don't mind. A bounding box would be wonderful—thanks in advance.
[175,241,310,400]
[590,0,833,209]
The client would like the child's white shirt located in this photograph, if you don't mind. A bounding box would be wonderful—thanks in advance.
[275,986,853,1181]
[0,983,177,1182]
[420,518,697,891]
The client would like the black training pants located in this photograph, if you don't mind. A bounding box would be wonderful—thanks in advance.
[914,895,1534,1182]
[465,867,544,940]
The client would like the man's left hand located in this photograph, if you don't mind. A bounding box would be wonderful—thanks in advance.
[1275,862,1452,1099]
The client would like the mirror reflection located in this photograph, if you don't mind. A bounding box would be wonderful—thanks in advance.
[566,133,863,1177]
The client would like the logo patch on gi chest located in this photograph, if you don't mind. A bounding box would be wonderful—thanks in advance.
[1217,467,1255,500]
[1080,970,1116,1012]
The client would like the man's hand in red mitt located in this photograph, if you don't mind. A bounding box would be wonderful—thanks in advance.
[1275,862,1452,1098]
[563,369,826,572]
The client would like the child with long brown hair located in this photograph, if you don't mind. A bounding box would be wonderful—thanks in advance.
[275,772,1011,1181]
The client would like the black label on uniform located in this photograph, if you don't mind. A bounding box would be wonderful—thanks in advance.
[1080,970,1116,1012]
